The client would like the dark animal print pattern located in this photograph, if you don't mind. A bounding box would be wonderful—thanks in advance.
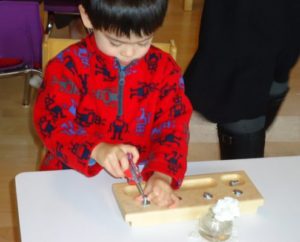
[34,35,192,188]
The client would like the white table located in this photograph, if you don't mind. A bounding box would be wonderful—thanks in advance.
[15,156,300,242]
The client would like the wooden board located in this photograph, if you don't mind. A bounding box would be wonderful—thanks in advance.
[112,171,264,227]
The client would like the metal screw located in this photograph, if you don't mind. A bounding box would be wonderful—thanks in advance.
[203,192,213,200]
[229,180,240,186]
[142,196,150,207]
[233,189,243,197]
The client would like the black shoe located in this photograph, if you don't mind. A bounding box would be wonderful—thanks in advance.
[217,126,265,160]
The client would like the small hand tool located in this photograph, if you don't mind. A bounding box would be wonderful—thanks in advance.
[125,153,150,207]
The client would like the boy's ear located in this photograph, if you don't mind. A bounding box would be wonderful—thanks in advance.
[78,4,93,29]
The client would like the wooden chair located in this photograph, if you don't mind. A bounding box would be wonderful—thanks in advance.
[43,35,177,70]
[184,0,193,11]
[43,0,80,36]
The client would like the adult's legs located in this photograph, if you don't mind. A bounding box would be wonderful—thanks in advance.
[265,42,300,129]
[217,117,266,159]
[217,40,299,160]
[217,78,291,160]
[265,81,289,129]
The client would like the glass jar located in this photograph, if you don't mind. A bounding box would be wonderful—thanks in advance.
[198,209,233,242]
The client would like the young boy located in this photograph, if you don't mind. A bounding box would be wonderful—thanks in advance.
[34,0,192,208]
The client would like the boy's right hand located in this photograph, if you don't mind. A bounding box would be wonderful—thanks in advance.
[91,142,139,178]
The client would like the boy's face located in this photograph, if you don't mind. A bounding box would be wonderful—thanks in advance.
[93,30,153,66]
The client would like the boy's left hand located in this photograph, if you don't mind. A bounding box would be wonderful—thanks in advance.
[142,172,180,208]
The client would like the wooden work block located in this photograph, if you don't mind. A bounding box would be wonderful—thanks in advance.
[112,171,264,227]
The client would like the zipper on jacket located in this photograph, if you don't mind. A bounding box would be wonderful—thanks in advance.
[116,59,137,117]
[117,65,126,116]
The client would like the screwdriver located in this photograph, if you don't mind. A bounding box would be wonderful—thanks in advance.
[126,153,150,206]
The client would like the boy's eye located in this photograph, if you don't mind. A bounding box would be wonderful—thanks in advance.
[138,41,151,47]
[110,41,122,47]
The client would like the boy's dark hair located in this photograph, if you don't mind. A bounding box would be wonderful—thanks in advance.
[81,0,168,37]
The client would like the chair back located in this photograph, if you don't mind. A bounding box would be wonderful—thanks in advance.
[43,0,80,13]
[0,1,43,68]
[43,0,81,36]
[153,40,177,60]
[43,36,177,70]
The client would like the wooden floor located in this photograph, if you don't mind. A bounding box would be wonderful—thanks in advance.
[0,1,299,241]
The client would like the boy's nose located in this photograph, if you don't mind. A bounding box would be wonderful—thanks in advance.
[121,47,135,57]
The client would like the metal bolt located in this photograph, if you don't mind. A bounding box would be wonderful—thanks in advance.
[229,180,240,186]
[203,192,213,200]
[233,189,243,197]
[142,196,150,207]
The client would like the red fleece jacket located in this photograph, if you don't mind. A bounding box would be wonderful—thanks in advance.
[34,34,192,189]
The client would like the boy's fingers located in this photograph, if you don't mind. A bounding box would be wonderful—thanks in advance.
[146,189,164,204]
[146,186,160,200]
[130,147,139,164]
[145,191,157,202]
[118,152,129,172]
[152,195,171,207]
[103,160,118,177]
[147,189,179,208]
[106,155,124,178]
[143,182,152,195]
[120,145,139,164]
[168,194,180,208]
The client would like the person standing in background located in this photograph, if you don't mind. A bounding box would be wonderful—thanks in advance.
[184,0,300,159]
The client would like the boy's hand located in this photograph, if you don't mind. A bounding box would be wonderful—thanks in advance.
[91,142,139,178]
[143,172,180,208]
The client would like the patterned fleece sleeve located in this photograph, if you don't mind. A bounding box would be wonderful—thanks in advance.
[141,56,193,189]
[33,56,102,176]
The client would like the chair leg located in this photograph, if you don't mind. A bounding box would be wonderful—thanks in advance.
[22,73,31,106]
[45,12,55,35]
